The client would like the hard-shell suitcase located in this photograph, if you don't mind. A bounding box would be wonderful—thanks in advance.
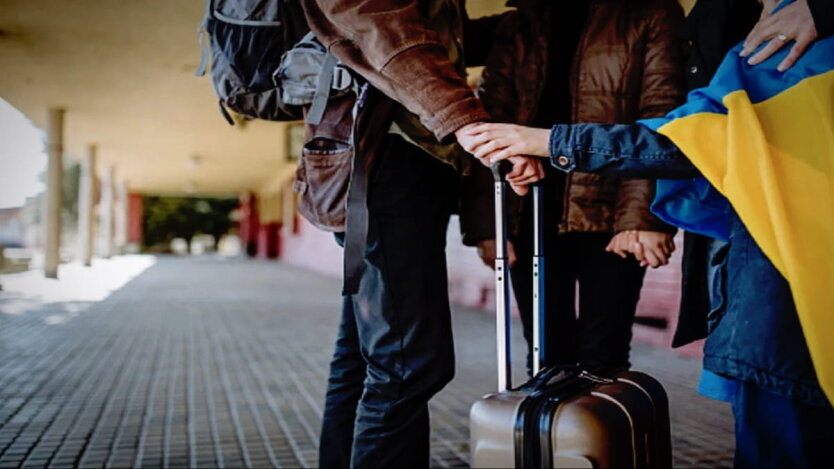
[469,164,673,468]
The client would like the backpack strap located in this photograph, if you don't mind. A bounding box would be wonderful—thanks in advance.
[342,83,371,296]
[306,52,340,126]
[195,0,214,77]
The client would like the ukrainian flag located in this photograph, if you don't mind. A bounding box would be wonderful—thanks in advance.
[641,3,834,404]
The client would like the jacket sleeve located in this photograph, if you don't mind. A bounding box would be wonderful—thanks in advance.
[300,0,491,141]
[549,123,700,179]
[614,1,687,234]
[808,0,834,39]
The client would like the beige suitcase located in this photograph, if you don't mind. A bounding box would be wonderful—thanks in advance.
[469,164,673,468]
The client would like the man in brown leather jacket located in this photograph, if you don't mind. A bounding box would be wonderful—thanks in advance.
[469,0,684,375]
[299,1,543,467]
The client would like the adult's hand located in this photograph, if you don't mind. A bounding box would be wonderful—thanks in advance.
[476,239,517,269]
[740,0,818,72]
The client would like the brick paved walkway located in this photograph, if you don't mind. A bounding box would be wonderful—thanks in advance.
[0,256,734,468]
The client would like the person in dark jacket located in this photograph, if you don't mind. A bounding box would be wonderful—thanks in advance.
[458,1,834,466]
[297,1,543,468]
[467,0,683,375]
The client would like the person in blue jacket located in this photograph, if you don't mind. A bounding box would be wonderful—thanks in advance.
[457,1,834,467]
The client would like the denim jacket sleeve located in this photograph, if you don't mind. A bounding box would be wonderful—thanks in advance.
[548,123,701,180]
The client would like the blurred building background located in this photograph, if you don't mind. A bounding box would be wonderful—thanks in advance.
[0,2,742,469]
[1,0,697,351]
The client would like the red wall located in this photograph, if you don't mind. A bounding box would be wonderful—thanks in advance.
[280,217,343,278]
[127,193,143,245]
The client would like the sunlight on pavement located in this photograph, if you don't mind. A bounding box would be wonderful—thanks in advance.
[0,255,156,322]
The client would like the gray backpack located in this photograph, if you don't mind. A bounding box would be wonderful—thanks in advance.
[196,0,310,124]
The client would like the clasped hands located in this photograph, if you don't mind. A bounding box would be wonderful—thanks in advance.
[455,122,674,268]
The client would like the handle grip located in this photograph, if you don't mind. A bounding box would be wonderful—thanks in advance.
[490,160,512,182]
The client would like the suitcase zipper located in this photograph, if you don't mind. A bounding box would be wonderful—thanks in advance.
[579,370,615,385]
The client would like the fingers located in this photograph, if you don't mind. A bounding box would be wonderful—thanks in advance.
[506,157,545,185]
[606,231,635,258]
[632,241,646,265]
[465,131,495,153]
[473,138,511,161]
[510,182,529,196]
[665,237,676,255]
[612,234,631,258]
[505,157,543,195]
[746,35,789,66]
[476,239,497,270]
[642,247,664,268]
[508,241,518,269]
[739,1,817,72]
[778,35,812,72]
[657,237,672,258]
[741,11,780,57]
[487,148,516,164]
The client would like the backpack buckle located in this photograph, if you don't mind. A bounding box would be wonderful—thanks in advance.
[332,65,353,92]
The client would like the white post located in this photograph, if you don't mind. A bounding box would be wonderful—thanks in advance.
[115,180,129,254]
[78,144,96,266]
[44,108,65,278]
[100,165,115,259]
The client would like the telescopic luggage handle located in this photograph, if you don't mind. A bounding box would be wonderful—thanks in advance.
[491,163,545,392]
[491,162,513,392]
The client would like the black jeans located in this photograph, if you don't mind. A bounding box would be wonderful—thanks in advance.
[510,225,647,374]
[319,136,458,468]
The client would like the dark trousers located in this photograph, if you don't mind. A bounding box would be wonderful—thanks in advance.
[732,381,834,468]
[510,228,646,374]
[318,136,458,468]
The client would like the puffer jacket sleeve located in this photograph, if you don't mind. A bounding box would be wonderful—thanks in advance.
[300,0,491,141]
[614,0,686,234]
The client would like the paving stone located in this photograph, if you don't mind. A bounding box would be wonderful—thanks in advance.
[0,257,734,468]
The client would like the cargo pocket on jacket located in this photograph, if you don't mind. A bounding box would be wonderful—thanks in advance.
[293,137,353,232]
[705,239,730,334]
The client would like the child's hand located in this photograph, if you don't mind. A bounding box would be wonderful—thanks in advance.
[606,230,676,268]
[606,230,639,259]
[635,231,675,267]
[505,156,545,195]
[476,239,517,270]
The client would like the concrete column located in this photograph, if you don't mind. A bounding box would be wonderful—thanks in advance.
[77,144,96,266]
[115,180,129,254]
[100,165,115,259]
[43,108,65,278]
